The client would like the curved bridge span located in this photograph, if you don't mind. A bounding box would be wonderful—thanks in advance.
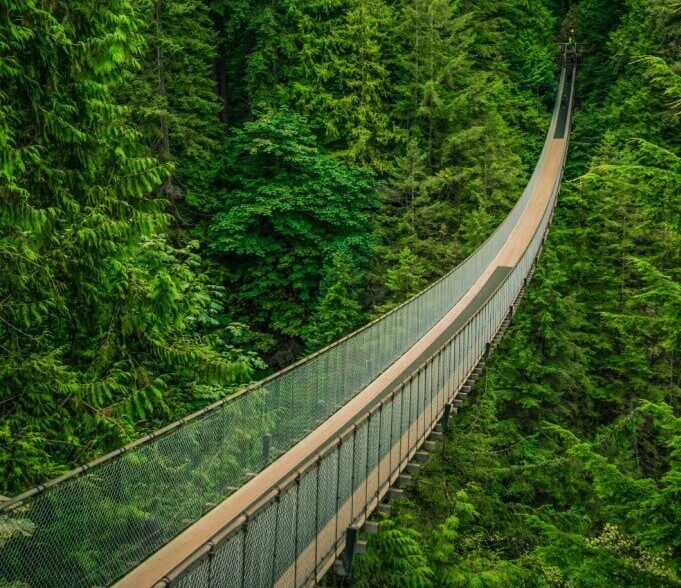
[0,65,575,588]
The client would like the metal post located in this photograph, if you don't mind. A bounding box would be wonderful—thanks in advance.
[240,520,248,588]
[388,395,394,480]
[440,403,452,434]
[335,440,341,552]
[314,458,321,583]
[270,490,281,586]
[342,526,359,577]
[293,476,300,588]
[364,413,371,520]
[207,545,215,588]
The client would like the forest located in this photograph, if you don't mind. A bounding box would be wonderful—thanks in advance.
[0,0,679,585]
[351,0,681,586]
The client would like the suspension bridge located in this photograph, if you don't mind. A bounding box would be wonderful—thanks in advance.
[0,60,576,588]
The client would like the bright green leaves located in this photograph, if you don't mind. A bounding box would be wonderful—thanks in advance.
[0,0,254,495]
[642,57,681,120]
[354,519,435,588]
[207,109,377,361]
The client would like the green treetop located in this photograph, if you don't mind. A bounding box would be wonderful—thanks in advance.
[207,109,378,364]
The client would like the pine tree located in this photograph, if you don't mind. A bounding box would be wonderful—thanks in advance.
[209,0,301,123]
[302,251,366,350]
[288,0,395,170]
[394,0,475,175]
[124,0,221,205]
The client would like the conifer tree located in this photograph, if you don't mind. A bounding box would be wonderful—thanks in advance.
[124,0,221,204]
[394,0,475,175]
[302,251,365,350]
[289,0,395,170]
[209,0,301,122]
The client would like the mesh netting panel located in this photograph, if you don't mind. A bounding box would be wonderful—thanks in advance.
[379,401,393,460]
[295,467,319,586]
[391,393,403,451]
[409,378,418,434]
[272,484,298,582]
[352,423,369,492]
[174,556,211,588]
[338,439,354,505]
[244,501,278,588]
[317,452,339,532]
[211,529,245,588]
[399,385,409,436]
[295,469,318,558]
[367,414,381,471]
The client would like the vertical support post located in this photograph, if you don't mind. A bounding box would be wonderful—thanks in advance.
[335,440,342,548]
[388,394,394,481]
[509,304,515,325]
[293,475,300,587]
[376,404,382,498]
[240,519,248,588]
[342,526,359,577]
[207,544,215,588]
[484,342,491,363]
[314,458,321,582]
[364,413,371,520]
[440,402,452,434]
[270,490,281,586]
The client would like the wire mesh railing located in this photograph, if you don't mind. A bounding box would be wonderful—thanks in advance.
[0,67,570,588]
[160,71,572,585]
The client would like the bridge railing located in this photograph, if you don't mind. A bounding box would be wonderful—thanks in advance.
[1,70,567,588]
[165,79,570,586]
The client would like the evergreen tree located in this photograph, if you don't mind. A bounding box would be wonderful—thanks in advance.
[289,0,395,170]
[124,0,221,205]
[302,251,365,350]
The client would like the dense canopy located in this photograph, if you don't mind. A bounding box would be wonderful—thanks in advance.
[1,0,679,585]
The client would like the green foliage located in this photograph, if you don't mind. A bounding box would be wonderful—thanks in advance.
[206,108,377,362]
[373,0,555,311]
[0,0,253,494]
[0,0,564,496]
[354,518,434,588]
[123,0,222,204]
[302,251,365,350]
[5,3,678,586]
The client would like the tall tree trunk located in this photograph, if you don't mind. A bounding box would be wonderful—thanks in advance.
[155,0,170,158]
[212,10,229,124]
